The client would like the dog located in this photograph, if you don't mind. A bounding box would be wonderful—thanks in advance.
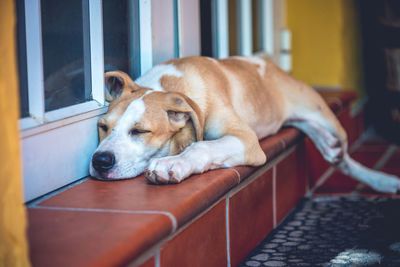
[90,55,400,193]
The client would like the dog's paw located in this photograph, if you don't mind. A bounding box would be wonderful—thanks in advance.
[145,156,190,184]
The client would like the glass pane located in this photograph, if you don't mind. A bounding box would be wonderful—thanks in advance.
[252,0,261,53]
[16,0,29,118]
[200,0,213,57]
[103,0,140,79]
[41,0,91,112]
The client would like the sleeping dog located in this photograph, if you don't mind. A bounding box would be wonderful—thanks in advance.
[90,56,400,193]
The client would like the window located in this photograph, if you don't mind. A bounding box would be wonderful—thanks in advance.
[19,0,105,202]
[19,0,280,202]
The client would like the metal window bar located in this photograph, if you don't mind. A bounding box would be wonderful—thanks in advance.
[174,0,182,58]
[24,0,45,123]
[212,0,229,58]
[87,0,105,105]
[237,0,252,56]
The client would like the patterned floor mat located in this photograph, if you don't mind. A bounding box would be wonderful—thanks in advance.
[240,196,400,267]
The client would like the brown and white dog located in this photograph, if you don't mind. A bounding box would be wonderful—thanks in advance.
[90,56,400,193]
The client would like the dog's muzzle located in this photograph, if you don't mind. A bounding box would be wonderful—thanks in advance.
[92,151,115,174]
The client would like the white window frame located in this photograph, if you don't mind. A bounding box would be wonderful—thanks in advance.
[21,0,107,202]
[20,0,202,202]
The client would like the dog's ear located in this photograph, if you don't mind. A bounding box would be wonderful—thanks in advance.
[104,71,138,102]
[166,93,204,142]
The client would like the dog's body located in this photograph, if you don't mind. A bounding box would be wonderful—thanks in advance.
[90,56,400,193]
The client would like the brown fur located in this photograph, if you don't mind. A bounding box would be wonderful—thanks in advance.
[101,56,344,167]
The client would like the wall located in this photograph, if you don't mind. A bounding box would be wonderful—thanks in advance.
[0,0,30,266]
[286,0,364,95]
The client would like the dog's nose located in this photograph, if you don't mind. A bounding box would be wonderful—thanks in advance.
[92,151,115,172]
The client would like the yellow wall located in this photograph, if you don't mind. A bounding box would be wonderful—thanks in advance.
[0,0,31,266]
[286,0,364,95]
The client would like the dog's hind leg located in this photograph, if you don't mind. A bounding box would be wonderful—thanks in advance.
[284,92,400,193]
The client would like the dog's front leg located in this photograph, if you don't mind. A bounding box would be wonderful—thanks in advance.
[145,133,265,184]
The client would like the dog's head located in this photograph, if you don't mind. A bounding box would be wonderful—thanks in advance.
[90,71,203,180]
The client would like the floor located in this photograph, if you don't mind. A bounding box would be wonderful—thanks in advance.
[240,133,400,267]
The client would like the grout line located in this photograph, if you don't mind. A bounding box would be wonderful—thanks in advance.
[349,134,366,154]
[227,145,297,198]
[306,167,335,197]
[350,96,367,118]
[128,199,226,267]
[30,205,178,234]
[227,168,241,184]
[225,197,231,267]
[374,145,397,171]
[272,166,277,228]
[155,250,160,267]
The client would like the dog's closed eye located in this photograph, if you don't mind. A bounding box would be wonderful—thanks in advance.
[129,129,151,136]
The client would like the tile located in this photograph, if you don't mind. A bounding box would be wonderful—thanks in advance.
[382,167,400,177]
[351,147,387,167]
[39,169,238,228]
[362,136,392,146]
[276,147,307,224]
[317,90,357,107]
[229,169,274,267]
[160,200,227,267]
[305,137,330,187]
[383,148,400,170]
[356,143,391,154]
[139,257,155,267]
[259,128,303,162]
[27,209,171,267]
[314,171,359,194]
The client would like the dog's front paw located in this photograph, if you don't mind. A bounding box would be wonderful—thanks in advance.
[145,156,190,184]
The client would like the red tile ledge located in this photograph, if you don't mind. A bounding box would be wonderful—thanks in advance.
[27,90,357,267]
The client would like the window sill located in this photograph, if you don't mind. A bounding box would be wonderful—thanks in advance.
[28,90,362,267]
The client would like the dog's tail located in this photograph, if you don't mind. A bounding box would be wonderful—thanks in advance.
[336,154,400,194]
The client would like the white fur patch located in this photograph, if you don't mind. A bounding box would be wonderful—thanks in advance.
[233,56,266,76]
[135,64,183,92]
[146,136,246,183]
[115,98,146,132]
